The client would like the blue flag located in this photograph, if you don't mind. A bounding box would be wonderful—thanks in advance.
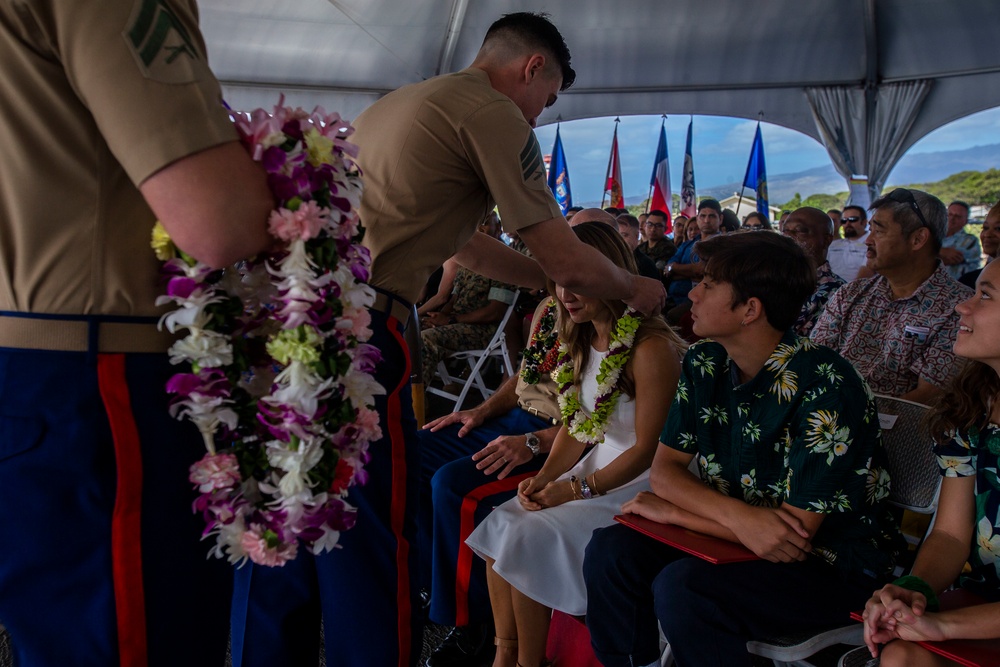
[742,125,769,215]
[547,126,572,214]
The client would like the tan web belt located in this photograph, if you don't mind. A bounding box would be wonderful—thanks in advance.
[0,313,177,353]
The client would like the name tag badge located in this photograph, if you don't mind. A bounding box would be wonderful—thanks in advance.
[903,325,930,345]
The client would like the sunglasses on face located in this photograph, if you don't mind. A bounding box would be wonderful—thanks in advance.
[885,188,931,230]
[842,216,862,223]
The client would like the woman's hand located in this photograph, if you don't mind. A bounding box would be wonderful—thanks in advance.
[862,584,933,655]
[517,476,573,511]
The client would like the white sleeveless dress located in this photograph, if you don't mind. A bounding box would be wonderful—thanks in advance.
[465,346,651,616]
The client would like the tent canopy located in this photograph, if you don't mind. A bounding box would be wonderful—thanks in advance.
[202,0,1000,196]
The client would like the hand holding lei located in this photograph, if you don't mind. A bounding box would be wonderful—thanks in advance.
[553,308,641,444]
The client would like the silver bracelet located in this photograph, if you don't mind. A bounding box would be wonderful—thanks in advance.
[579,476,593,500]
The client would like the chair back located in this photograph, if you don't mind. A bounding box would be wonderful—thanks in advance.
[875,394,940,514]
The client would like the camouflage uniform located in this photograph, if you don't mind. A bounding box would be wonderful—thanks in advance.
[421,267,515,385]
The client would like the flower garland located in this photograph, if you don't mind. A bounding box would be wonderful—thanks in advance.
[552,308,641,444]
[153,99,383,567]
[519,298,559,384]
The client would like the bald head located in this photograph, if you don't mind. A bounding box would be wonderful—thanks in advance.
[568,207,617,227]
[782,207,834,266]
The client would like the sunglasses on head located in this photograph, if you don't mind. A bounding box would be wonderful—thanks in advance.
[885,188,930,230]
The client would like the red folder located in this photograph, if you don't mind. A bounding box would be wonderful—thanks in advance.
[614,514,760,564]
[849,589,1000,667]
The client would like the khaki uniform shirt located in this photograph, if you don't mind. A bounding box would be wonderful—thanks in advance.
[352,68,562,305]
[0,0,236,316]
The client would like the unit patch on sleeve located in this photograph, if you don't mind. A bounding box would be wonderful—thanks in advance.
[122,0,207,83]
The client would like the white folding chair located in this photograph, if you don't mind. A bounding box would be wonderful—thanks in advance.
[426,291,520,411]
[745,395,939,667]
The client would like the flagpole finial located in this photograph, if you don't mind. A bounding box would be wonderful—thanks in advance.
[758,111,764,121]
[614,117,620,125]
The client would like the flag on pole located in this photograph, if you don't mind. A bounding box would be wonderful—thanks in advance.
[742,124,769,215]
[649,122,672,230]
[547,125,572,214]
[680,119,696,218]
[604,124,624,208]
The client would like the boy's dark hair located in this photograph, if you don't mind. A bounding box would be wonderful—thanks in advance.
[484,13,576,90]
[697,198,722,214]
[696,233,816,332]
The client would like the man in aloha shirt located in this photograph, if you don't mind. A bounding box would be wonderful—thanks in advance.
[584,232,904,667]
[811,189,972,405]
[935,424,1000,601]
[781,206,846,336]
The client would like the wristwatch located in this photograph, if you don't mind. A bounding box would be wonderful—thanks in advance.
[524,432,541,457]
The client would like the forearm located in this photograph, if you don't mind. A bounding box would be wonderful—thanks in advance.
[900,379,944,406]
[667,261,704,280]
[653,459,752,531]
[453,234,546,289]
[534,428,586,484]
[586,445,655,497]
[909,530,970,593]
[417,292,450,316]
[934,602,1000,640]
[450,301,507,325]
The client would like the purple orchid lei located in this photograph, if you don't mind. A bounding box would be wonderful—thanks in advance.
[152,99,384,567]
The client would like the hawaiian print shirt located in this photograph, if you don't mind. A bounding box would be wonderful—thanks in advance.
[794,261,846,337]
[810,263,972,396]
[941,230,982,280]
[662,332,905,580]
[451,267,515,315]
[935,423,1000,601]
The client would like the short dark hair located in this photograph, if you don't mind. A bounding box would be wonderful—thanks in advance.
[870,188,947,252]
[742,211,772,230]
[485,13,576,90]
[949,200,971,217]
[842,205,866,219]
[696,233,815,332]
[698,198,722,214]
[827,208,841,216]
[647,209,668,221]
[565,206,583,214]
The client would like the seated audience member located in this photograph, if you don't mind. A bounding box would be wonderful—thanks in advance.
[466,223,686,667]
[721,208,741,233]
[828,208,843,237]
[636,209,677,272]
[782,207,846,336]
[940,200,982,280]
[419,297,562,667]
[420,265,516,386]
[811,189,973,404]
[671,215,689,242]
[584,232,904,667]
[664,198,723,323]
[826,205,874,282]
[742,211,772,230]
[960,200,999,288]
[418,257,460,317]
[564,205,583,222]
[861,259,1000,666]
[684,216,700,242]
[617,214,662,281]
[777,209,791,231]
[638,212,648,227]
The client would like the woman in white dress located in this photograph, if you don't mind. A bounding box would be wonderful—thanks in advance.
[466,221,686,667]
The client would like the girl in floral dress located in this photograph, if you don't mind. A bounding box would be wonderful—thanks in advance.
[466,222,686,667]
[862,258,1000,665]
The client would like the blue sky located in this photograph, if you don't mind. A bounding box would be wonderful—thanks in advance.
[533,106,1000,204]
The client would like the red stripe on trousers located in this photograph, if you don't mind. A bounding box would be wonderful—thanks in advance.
[454,471,535,626]
[387,316,413,667]
[97,354,148,667]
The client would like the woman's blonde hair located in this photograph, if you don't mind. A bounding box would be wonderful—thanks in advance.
[547,221,686,398]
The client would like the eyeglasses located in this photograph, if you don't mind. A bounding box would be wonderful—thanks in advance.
[885,188,930,230]
[743,224,764,230]
[646,223,666,229]
[842,216,862,223]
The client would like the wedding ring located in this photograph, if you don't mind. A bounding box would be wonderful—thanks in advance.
[500,457,506,464]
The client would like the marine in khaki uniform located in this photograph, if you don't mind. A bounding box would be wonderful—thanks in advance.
[0,1,272,665]
[230,12,667,667]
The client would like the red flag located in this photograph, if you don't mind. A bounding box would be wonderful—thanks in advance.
[604,125,624,208]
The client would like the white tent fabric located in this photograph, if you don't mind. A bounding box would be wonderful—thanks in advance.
[199,0,1000,193]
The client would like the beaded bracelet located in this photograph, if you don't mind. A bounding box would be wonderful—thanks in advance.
[892,575,940,612]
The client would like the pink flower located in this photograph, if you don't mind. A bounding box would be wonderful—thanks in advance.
[354,407,382,443]
[268,201,329,242]
[189,452,242,493]
[241,529,298,567]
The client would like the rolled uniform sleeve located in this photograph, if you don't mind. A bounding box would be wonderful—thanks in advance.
[459,101,562,234]
[56,0,236,185]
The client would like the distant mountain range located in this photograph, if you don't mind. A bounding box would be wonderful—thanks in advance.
[581,143,1000,208]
